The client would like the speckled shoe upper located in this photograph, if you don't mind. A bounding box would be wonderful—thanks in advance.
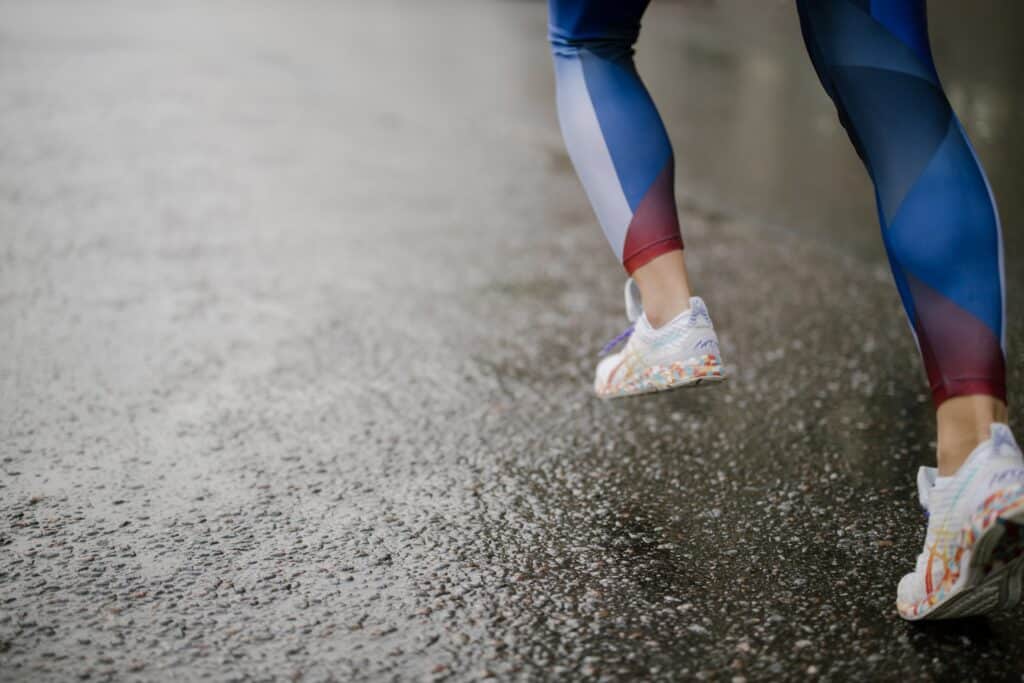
[595,279,725,399]
[897,424,1024,619]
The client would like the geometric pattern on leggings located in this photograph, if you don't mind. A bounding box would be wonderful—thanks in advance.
[798,0,1006,405]
[549,0,684,273]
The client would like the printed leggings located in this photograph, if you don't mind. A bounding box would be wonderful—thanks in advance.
[548,0,1006,406]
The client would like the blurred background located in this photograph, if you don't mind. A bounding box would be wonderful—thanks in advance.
[3,0,1024,680]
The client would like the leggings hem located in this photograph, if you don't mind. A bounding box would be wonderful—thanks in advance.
[932,378,1007,408]
[623,236,683,274]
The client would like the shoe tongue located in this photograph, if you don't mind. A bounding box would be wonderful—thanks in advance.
[624,278,643,323]
[990,423,1019,453]
[916,466,937,511]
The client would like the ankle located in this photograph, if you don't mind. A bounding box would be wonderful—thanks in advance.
[631,250,693,328]
[936,431,991,476]
[935,395,1008,476]
[644,296,690,328]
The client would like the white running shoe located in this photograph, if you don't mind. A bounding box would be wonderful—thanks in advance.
[594,279,726,399]
[897,423,1024,620]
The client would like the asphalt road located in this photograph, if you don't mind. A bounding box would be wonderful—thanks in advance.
[3,1,1024,681]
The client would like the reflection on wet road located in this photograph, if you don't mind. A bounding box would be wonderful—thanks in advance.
[2,0,1023,679]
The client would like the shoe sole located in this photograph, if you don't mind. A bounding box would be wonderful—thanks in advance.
[596,354,726,400]
[898,487,1024,620]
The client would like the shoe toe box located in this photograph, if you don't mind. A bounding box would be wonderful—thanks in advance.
[594,354,623,395]
[896,571,924,608]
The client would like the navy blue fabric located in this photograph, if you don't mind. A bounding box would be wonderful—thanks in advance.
[548,0,649,49]
[548,0,684,271]
[576,50,671,211]
[548,0,670,211]
[798,0,1005,403]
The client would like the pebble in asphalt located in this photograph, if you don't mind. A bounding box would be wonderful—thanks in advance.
[3,0,1024,680]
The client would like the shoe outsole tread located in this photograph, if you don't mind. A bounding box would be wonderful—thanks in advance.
[899,489,1024,620]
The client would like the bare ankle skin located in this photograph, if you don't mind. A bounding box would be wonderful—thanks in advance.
[631,250,693,328]
[936,395,1009,476]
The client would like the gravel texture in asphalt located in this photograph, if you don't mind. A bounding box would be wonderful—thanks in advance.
[3,1,1024,680]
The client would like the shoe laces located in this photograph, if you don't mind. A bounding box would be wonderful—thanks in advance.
[599,323,634,356]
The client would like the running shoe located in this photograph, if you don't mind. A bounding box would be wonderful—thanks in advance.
[897,423,1024,620]
[594,279,725,399]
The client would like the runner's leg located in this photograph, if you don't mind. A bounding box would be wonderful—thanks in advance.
[549,0,693,327]
[797,0,1007,473]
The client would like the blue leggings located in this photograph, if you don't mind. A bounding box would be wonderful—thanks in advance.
[549,0,1006,406]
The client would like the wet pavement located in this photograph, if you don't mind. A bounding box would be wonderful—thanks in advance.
[2,0,1024,680]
